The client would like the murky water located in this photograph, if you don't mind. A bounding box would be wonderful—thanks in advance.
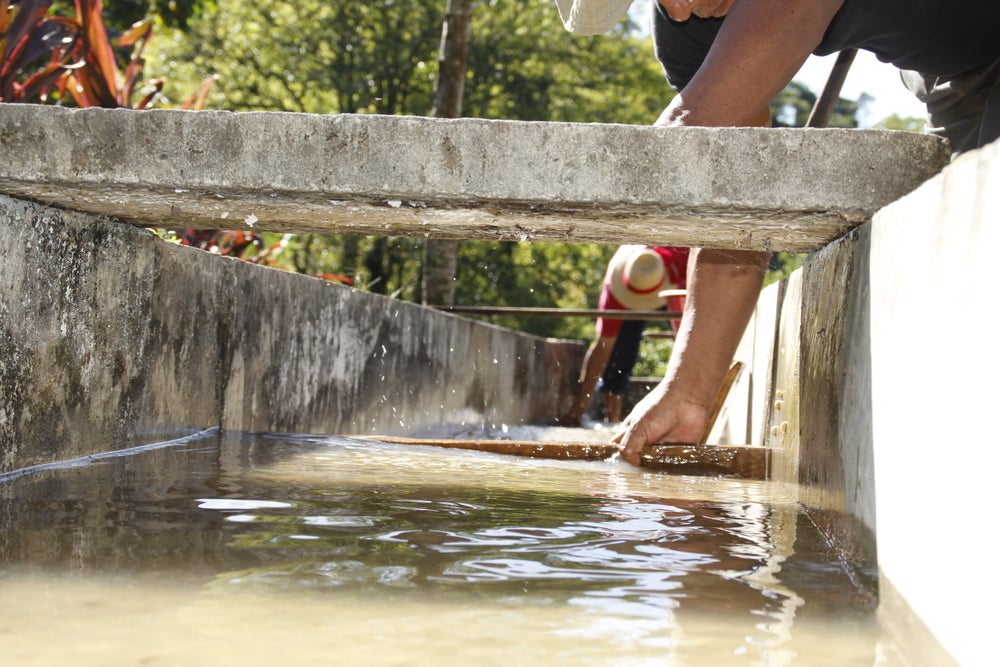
[0,430,906,666]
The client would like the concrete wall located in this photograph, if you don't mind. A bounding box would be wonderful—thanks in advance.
[867,140,998,667]
[710,139,998,667]
[0,195,583,474]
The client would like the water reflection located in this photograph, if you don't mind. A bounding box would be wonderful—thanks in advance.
[0,430,886,666]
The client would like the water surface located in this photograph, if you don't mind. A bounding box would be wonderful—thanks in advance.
[0,430,902,666]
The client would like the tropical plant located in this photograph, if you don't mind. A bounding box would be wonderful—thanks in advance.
[1,0,75,102]
[1,0,215,108]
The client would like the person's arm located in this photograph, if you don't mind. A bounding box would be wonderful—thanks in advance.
[560,334,616,425]
[612,249,768,462]
[657,0,845,128]
[613,0,843,463]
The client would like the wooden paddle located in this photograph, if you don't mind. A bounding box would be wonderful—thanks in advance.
[353,435,769,480]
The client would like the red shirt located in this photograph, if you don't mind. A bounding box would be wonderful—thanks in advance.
[596,246,689,338]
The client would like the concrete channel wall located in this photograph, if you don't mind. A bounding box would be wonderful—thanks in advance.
[866,140,998,667]
[0,194,583,473]
[709,138,999,667]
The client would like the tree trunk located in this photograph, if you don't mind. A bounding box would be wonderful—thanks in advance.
[364,236,388,294]
[431,0,474,119]
[422,0,474,306]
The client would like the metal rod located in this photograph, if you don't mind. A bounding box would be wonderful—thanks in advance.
[806,48,858,128]
[432,306,684,320]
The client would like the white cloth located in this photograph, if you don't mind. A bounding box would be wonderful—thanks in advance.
[554,0,635,35]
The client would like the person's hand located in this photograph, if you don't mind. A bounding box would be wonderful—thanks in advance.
[658,0,736,22]
[610,382,708,466]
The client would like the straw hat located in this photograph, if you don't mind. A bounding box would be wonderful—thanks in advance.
[554,0,634,35]
[608,246,671,311]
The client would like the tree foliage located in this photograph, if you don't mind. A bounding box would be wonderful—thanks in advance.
[874,113,926,133]
[770,79,859,129]
[146,0,667,120]
[148,0,444,113]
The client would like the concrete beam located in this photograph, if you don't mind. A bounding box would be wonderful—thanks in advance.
[0,104,949,252]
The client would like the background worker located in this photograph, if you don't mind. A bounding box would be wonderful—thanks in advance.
[560,245,689,425]
[555,0,1000,465]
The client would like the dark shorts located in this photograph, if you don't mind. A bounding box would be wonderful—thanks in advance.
[597,319,647,395]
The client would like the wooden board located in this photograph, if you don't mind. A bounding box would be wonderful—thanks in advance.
[357,435,769,480]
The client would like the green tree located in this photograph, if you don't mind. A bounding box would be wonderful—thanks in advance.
[455,241,615,341]
[462,1,666,124]
[148,0,443,113]
[873,113,926,133]
[770,79,859,129]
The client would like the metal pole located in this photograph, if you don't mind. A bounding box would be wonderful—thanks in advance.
[431,305,684,320]
[806,48,858,128]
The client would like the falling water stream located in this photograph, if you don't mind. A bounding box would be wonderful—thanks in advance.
[0,428,907,666]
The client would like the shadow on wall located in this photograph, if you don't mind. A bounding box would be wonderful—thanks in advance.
[799,225,876,592]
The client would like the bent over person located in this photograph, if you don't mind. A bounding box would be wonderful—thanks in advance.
[560,245,689,425]
[555,0,1000,465]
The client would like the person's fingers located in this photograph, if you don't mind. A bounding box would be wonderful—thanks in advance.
[661,0,735,21]
[620,441,644,467]
[658,0,696,22]
[612,421,646,467]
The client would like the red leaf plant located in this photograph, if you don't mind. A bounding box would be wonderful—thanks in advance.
[1,0,215,108]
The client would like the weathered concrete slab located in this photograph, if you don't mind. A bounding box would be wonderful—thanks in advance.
[0,104,949,252]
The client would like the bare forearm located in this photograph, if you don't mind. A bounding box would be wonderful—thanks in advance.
[657,0,845,128]
[663,248,768,407]
[612,248,767,459]
[564,336,615,421]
